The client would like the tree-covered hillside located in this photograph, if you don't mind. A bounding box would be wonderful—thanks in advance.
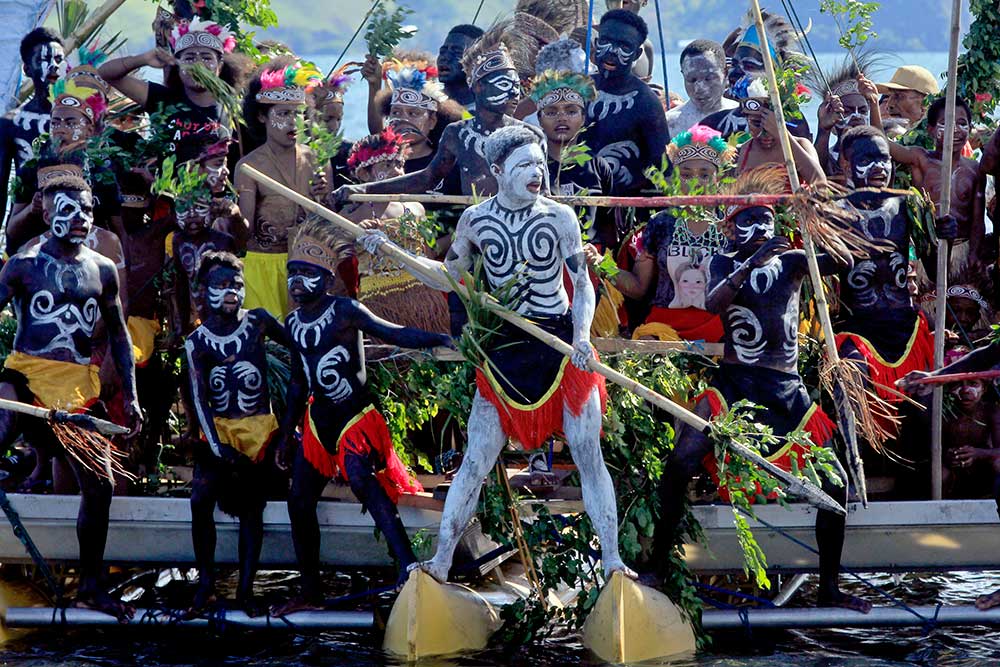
[96,0,968,57]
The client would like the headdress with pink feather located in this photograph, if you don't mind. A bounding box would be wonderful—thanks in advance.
[169,17,236,55]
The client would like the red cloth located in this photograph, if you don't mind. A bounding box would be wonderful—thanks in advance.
[475,356,607,450]
[835,313,934,403]
[698,388,835,504]
[302,401,423,503]
[641,306,724,343]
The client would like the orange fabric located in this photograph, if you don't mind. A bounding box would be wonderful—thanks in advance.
[697,388,835,503]
[635,306,724,343]
[301,401,423,502]
[475,354,607,450]
[835,313,934,403]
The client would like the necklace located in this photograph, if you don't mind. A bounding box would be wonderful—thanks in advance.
[289,300,337,348]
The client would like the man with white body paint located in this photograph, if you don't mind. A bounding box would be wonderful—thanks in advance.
[0,169,139,621]
[664,40,737,139]
[380,125,633,583]
[0,28,65,217]
[184,251,288,615]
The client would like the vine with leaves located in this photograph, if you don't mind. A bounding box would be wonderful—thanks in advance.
[956,0,1000,122]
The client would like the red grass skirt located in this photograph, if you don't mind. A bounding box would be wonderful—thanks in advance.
[698,388,835,503]
[835,312,934,403]
[475,356,608,451]
[635,306,724,342]
[302,401,423,503]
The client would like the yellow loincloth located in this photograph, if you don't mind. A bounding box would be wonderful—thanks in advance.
[631,322,681,341]
[213,413,279,462]
[243,251,290,320]
[3,351,101,412]
[127,316,162,368]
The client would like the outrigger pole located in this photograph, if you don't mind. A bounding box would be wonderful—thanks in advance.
[239,164,847,517]
[748,0,866,506]
[931,0,964,500]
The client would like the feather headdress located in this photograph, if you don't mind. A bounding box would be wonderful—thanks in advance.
[384,59,446,111]
[666,124,736,168]
[530,70,595,110]
[49,78,108,123]
[170,17,236,55]
[738,9,805,66]
[347,128,408,173]
[256,63,323,105]
[314,64,354,108]
[461,21,519,87]
[807,49,881,98]
[515,0,587,37]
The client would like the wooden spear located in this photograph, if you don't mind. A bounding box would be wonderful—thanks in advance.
[0,397,128,436]
[932,0,964,500]
[239,164,847,516]
[907,370,1000,386]
[749,0,866,506]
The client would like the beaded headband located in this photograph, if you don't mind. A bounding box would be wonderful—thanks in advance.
[288,233,339,275]
[469,45,516,86]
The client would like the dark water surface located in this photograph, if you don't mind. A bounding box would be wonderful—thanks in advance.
[2,571,1000,666]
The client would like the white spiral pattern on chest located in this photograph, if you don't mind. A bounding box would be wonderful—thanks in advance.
[233,360,264,412]
[749,259,781,294]
[209,366,230,412]
[23,292,99,362]
[315,345,353,402]
[727,305,766,364]
[476,211,564,312]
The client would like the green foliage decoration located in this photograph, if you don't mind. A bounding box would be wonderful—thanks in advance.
[956,0,1000,121]
[364,2,416,59]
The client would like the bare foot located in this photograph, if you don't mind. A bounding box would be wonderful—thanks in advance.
[235,595,266,618]
[818,590,872,613]
[270,595,325,617]
[406,560,448,584]
[75,590,135,623]
[976,588,1000,610]
[183,585,217,619]
[603,560,638,581]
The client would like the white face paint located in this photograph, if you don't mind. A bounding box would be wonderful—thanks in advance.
[681,54,726,111]
[494,142,546,204]
[480,71,520,111]
[288,273,322,292]
[36,42,66,82]
[207,285,245,311]
[49,191,93,243]
[176,200,212,231]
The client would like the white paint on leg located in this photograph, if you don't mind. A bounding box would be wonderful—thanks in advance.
[418,391,507,582]
[564,386,635,579]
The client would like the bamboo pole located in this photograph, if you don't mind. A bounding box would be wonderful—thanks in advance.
[749,0,866,506]
[0,397,128,436]
[239,164,847,516]
[932,0,964,500]
[18,0,129,102]
[350,193,791,208]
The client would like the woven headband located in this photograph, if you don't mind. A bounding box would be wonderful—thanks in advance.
[38,164,88,191]
[255,87,307,104]
[289,234,339,275]
[675,143,725,167]
[469,47,516,86]
[538,88,585,110]
[390,88,438,111]
[831,79,861,97]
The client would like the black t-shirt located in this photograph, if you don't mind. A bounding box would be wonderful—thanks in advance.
[549,156,620,251]
[702,107,812,142]
[330,141,355,189]
[144,82,228,154]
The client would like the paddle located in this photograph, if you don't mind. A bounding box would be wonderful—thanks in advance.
[238,164,847,516]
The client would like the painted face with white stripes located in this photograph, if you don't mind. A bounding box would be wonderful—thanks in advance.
[732,206,775,250]
[203,265,245,317]
[492,142,547,206]
[45,189,94,244]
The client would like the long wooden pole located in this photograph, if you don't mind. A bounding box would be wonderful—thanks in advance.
[240,164,847,516]
[932,0,963,500]
[749,0,865,506]
[0,398,128,436]
[349,193,798,208]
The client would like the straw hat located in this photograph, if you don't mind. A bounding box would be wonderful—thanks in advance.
[876,65,940,96]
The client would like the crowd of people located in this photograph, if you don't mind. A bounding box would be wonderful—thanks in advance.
[2,0,1000,621]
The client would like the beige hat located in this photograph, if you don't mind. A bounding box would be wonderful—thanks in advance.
[876,65,940,96]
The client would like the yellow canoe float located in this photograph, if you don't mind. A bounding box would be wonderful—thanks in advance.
[582,571,696,664]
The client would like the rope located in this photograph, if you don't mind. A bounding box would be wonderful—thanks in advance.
[779,0,829,93]
[733,506,939,631]
[691,579,777,608]
[0,487,62,602]
[652,0,670,95]
[472,0,486,24]
[328,0,383,77]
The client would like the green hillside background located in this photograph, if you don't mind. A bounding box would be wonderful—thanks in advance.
[87,0,969,58]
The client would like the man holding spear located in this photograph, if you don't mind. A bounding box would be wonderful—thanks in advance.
[0,165,140,620]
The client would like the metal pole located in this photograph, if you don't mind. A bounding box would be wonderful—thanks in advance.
[584,0,596,71]
[931,0,963,501]
[4,607,374,629]
[652,0,669,95]
[702,604,1000,630]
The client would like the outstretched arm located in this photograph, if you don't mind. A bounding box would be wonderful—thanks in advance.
[900,341,1000,396]
[362,130,457,196]
[256,308,290,348]
[351,300,451,349]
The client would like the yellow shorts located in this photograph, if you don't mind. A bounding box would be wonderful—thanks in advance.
[213,413,279,462]
[3,351,101,412]
[243,251,289,319]
[127,316,162,368]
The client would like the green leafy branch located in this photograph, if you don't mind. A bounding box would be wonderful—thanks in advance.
[364,1,416,59]
[819,0,880,53]
[183,63,245,128]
